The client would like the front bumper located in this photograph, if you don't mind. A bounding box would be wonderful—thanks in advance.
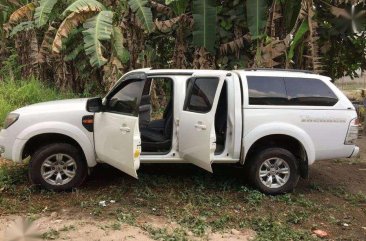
[0,129,5,155]
[0,128,27,162]
[350,145,360,158]
[0,128,12,160]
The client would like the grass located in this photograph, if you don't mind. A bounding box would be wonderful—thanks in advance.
[0,77,78,125]
[1,161,366,240]
[41,228,60,240]
[0,160,28,191]
[116,211,136,225]
[249,217,317,241]
[142,225,188,241]
[41,225,76,240]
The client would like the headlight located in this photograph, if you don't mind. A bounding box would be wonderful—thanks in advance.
[4,113,19,129]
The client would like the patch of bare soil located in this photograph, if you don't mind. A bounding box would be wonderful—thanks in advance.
[0,214,152,241]
[0,214,255,241]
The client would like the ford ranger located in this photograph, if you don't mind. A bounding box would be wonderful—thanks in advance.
[0,68,360,194]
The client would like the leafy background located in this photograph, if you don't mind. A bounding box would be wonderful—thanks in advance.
[0,0,365,95]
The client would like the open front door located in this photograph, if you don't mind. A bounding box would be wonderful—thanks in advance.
[178,73,226,172]
[94,73,146,178]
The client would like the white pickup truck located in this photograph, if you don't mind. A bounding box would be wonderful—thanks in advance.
[0,68,359,194]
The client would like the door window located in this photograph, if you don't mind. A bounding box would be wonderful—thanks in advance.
[184,77,219,113]
[107,80,145,116]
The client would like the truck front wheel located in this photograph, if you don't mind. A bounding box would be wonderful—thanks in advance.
[248,148,299,195]
[29,143,88,191]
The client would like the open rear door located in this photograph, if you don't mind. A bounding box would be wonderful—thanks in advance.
[94,73,146,178]
[178,73,226,172]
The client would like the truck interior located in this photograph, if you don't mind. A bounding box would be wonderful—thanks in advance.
[214,82,228,155]
[139,78,174,153]
[138,76,228,155]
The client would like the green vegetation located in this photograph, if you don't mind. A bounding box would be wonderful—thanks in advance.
[0,160,27,190]
[0,0,365,93]
[0,77,78,124]
[1,159,366,240]
[250,217,316,241]
[116,211,136,225]
[142,226,188,241]
[41,228,60,240]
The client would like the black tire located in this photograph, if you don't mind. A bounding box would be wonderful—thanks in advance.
[248,148,299,195]
[29,143,88,191]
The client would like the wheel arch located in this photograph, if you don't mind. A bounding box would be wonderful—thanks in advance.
[15,122,96,167]
[242,123,316,177]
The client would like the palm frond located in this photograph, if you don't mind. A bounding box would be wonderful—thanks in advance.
[192,0,217,53]
[112,26,130,64]
[8,2,36,24]
[34,0,58,28]
[52,9,98,54]
[9,20,34,36]
[82,10,114,67]
[246,0,267,39]
[38,25,55,63]
[62,0,105,17]
[128,0,154,33]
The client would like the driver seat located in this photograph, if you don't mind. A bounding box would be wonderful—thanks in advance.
[140,100,173,152]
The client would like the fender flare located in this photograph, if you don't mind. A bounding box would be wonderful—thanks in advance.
[14,121,97,167]
[243,122,316,165]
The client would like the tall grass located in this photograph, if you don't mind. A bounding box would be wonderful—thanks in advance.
[0,77,78,124]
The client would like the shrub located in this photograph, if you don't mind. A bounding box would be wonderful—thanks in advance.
[0,161,28,190]
[0,77,77,125]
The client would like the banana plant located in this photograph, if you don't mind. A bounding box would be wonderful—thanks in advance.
[0,0,27,69]
[128,0,154,33]
[34,0,57,28]
[82,10,114,67]
[152,0,190,68]
[246,0,267,39]
[283,0,302,32]
[288,20,309,61]
[7,0,154,68]
[192,0,217,53]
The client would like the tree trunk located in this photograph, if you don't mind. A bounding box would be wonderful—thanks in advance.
[172,25,188,69]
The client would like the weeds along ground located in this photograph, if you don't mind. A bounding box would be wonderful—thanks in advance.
[1,154,366,240]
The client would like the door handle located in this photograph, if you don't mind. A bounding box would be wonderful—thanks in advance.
[194,123,207,130]
[120,126,131,133]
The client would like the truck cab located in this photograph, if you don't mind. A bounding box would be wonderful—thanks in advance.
[0,68,359,194]
[90,69,242,176]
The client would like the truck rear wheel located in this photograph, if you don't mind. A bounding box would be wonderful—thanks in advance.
[248,148,299,195]
[29,143,87,191]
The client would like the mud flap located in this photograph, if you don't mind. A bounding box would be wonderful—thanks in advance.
[299,157,309,179]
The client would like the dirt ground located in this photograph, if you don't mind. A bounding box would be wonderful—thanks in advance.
[0,214,255,241]
[1,139,366,240]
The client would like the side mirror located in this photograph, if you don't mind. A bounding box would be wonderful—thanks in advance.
[86,97,103,113]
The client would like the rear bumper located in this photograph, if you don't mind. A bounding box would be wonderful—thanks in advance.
[349,145,360,158]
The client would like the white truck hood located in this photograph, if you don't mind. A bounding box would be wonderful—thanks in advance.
[14,98,89,115]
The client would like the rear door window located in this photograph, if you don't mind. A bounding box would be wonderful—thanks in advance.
[184,77,219,113]
[284,77,338,106]
[247,76,288,105]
